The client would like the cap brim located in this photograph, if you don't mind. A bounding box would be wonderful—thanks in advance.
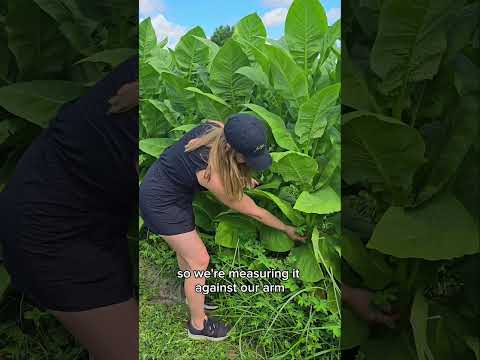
[245,150,272,171]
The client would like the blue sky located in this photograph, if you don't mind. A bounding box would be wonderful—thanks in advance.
[139,0,340,48]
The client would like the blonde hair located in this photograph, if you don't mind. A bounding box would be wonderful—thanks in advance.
[185,122,251,201]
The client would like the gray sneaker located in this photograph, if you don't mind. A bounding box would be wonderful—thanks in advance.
[187,318,231,341]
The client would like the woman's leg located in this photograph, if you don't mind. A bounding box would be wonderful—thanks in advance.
[161,230,210,330]
[49,298,138,360]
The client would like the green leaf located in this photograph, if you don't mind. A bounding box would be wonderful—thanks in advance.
[0,81,86,127]
[416,96,479,205]
[260,225,294,252]
[209,39,252,104]
[235,66,270,88]
[244,103,299,151]
[361,333,417,360]
[139,18,157,58]
[148,48,174,74]
[186,87,232,120]
[371,0,456,93]
[247,189,304,226]
[271,151,318,185]
[342,229,392,289]
[368,194,479,260]
[410,289,434,360]
[139,138,176,158]
[162,72,195,112]
[343,111,425,190]
[233,13,267,56]
[318,20,341,66]
[33,0,98,55]
[315,143,340,190]
[75,48,136,67]
[285,0,328,71]
[342,45,380,112]
[169,124,198,133]
[6,0,71,78]
[341,307,370,349]
[295,83,340,142]
[215,216,257,248]
[264,44,309,106]
[294,186,340,214]
[175,26,209,77]
[290,243,323,282]
[192,36,220,65]
[312,227,341,281]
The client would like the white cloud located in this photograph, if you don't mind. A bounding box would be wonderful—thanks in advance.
[261,8,289,27]
[262,0,292,7]
[326,7,341,25]
[151,13,187,48]
[139,0,165,17]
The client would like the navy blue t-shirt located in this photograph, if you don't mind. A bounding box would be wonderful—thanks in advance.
[157,122,219,194]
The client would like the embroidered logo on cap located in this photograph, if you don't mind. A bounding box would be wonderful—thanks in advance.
[255,144,266,152]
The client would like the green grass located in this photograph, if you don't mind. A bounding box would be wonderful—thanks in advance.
[139,255,262,360]
[139,233,340,360]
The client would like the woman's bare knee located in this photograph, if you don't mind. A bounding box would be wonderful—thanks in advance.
[186,251,210,271]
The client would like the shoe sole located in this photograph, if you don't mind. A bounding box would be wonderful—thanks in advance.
[187,330,228,341]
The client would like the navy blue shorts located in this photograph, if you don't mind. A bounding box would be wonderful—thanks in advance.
[139,162,196,236]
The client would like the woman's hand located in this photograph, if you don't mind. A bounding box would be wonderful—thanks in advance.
[284,226,306,242]
[107,81,139,114]
[343,286,400,327]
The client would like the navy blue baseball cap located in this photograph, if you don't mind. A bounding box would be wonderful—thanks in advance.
[224,114,272,171]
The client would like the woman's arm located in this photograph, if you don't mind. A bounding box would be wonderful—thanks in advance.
[108,81,139,114]
[198,170,305,241]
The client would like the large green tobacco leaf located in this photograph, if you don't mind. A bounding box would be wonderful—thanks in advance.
[342,45,380,112]
[318,20,340,67]
[148,46,174,74]
[260,225,294,252]
[76,48,136,67]
[342,111,425,191]
[193,36,219,66]
[186,87,232,120]
[410,289,434,360]
[315,143,340,190]
[285,0,328,71]
[175,26,209,78]
[139,18,157,58]
[141,99,177,136]
[208,39,252,105]
[139,138,175,158]
[139,62,161,98]
[341,307,370,349]
[312,227,341,280]
[271,151,318,186]
[235,66,270,89]
[371,0,456,93]
[294,186,340,214]
[295,83,340,143]
[6,0,71,78]
[161,72,195,112]
[33,0,98,55]
[215,216,257,248]
[368,194,479,260]
[244,104,299,151]
[290,244,323,282]
[263,45,309,107]
[247,189,304,226]
[0,81,86,127]
[232,13,266,57]
[342,230,392,289]
[416,96,479,205]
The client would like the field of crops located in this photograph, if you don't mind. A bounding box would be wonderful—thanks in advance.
[341,0,479,359]
[138,0,341,358]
